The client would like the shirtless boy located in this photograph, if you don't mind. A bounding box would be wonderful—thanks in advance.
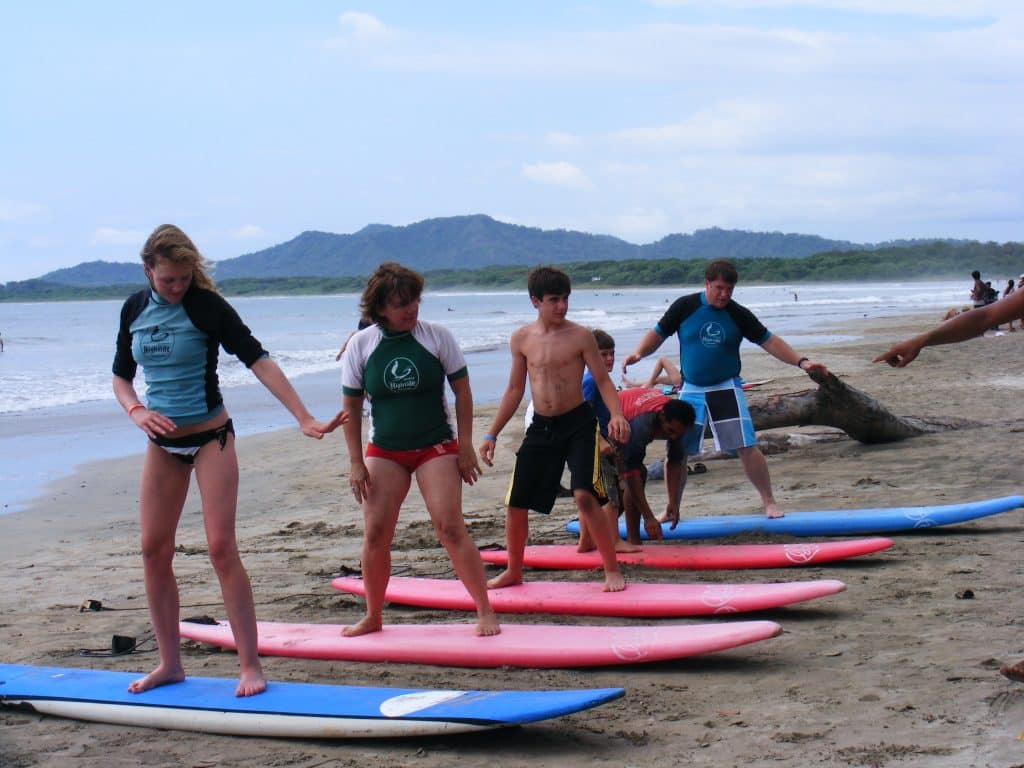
[479,267,630,591]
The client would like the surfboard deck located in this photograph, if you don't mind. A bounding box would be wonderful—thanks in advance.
[331,576,846,616]
[479,538,892,571]
[0,663,623,738]
[565,495,1024,540]
[180,619,783,668]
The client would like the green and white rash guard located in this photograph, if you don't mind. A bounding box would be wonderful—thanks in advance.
[340,321,468,450]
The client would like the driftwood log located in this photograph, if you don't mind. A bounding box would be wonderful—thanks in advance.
[747,370,977,444]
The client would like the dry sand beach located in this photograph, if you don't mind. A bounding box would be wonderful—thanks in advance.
[2,309,1024,767]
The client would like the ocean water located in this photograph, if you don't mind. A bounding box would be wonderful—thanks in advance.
[0,280,966,512]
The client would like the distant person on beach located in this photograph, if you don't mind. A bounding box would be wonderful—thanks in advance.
[970,270,987,308]
[873,281,1024,685]
[479,266,630,592]
[616,388,694,544]
[1004,279,1016,331]
[622,259,828,520]
[112,224,346,697]
[622,355,682,391]
[340,262,499,637]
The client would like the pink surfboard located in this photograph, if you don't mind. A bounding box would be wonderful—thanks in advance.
[180,619,783,669]
[331,576,846,617]
[478,538,893,571]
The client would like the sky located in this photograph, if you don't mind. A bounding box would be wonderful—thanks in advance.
[1,1,1022,282]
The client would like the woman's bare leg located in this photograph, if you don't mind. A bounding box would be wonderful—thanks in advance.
[416,455,499,635]
[128,444,190,694]
[343,457,409,637]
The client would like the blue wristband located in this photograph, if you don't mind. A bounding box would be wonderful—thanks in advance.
[483,434,497,442]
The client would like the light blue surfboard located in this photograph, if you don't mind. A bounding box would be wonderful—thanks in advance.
[566,495,1024,540]
[0,663,623,738]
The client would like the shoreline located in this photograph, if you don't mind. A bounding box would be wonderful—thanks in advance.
[4,307,1024,766]
[0,310,863,516]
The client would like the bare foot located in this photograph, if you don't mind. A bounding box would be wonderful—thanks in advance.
[615,540,641,553]
[487,569,522,589]
[1000,659,1024,682]
[577,536,596,553]
[765,502,784,519]
[476,611,501,636]
[603,572,626,592]
[127,663,185,694]
[343,614,383,637]
[235,668,267,697]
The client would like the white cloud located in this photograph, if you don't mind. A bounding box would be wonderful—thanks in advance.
[91,227,146,246]
[326,11,394,48]
[0,199,45,222]
[616,100,786,151]
[522,161,592,189]
[229,224,265,239]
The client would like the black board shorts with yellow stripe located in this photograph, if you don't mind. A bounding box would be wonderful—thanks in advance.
[504,401,605,514]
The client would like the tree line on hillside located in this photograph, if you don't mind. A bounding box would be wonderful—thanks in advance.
[2,240,1022,302]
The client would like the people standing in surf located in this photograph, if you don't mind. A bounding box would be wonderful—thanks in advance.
[112,224,346,697]
[479,266,630,592]
[339,262,499,637]
[622,259,827,520]
[873,278,1024,686]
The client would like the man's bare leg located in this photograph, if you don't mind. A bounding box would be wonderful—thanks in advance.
[737,446,783,518]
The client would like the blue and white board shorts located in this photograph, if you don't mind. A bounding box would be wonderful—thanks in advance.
[680,377,757,455]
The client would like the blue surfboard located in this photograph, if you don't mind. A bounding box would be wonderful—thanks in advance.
[0,663,623,738]
[566,495,1024,540]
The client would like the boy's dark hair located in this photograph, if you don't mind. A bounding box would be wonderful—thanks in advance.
[971,270,981,279]
[705,260,739,285]
[528,266,572,299]
[662,399,696,427]
[592,329,615,350]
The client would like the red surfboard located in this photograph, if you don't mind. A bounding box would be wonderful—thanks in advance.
[180,619,783,669]
[478,538,893,571]
[331,576,846,617]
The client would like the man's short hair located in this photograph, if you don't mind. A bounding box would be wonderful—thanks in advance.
[663,399,696,426]
[528,266,572,299]
[705,260,739,285]
[592,329,615,350]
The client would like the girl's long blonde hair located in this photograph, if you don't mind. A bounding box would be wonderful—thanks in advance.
[141,224,217,292]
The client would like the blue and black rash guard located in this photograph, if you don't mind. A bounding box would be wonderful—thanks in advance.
[654,292,770,386]
[112,286,267,424]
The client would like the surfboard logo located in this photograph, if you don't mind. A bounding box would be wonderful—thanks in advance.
[783,543,822,564]
[699,321,725,348]
[142,325,174,361]
[383,357,420,392]
[701,584,745,613]
[610,628,656,662]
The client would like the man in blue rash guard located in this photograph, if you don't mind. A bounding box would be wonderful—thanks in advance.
[621,260,828,519]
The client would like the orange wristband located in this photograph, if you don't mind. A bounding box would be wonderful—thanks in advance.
[127,403,145,417]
